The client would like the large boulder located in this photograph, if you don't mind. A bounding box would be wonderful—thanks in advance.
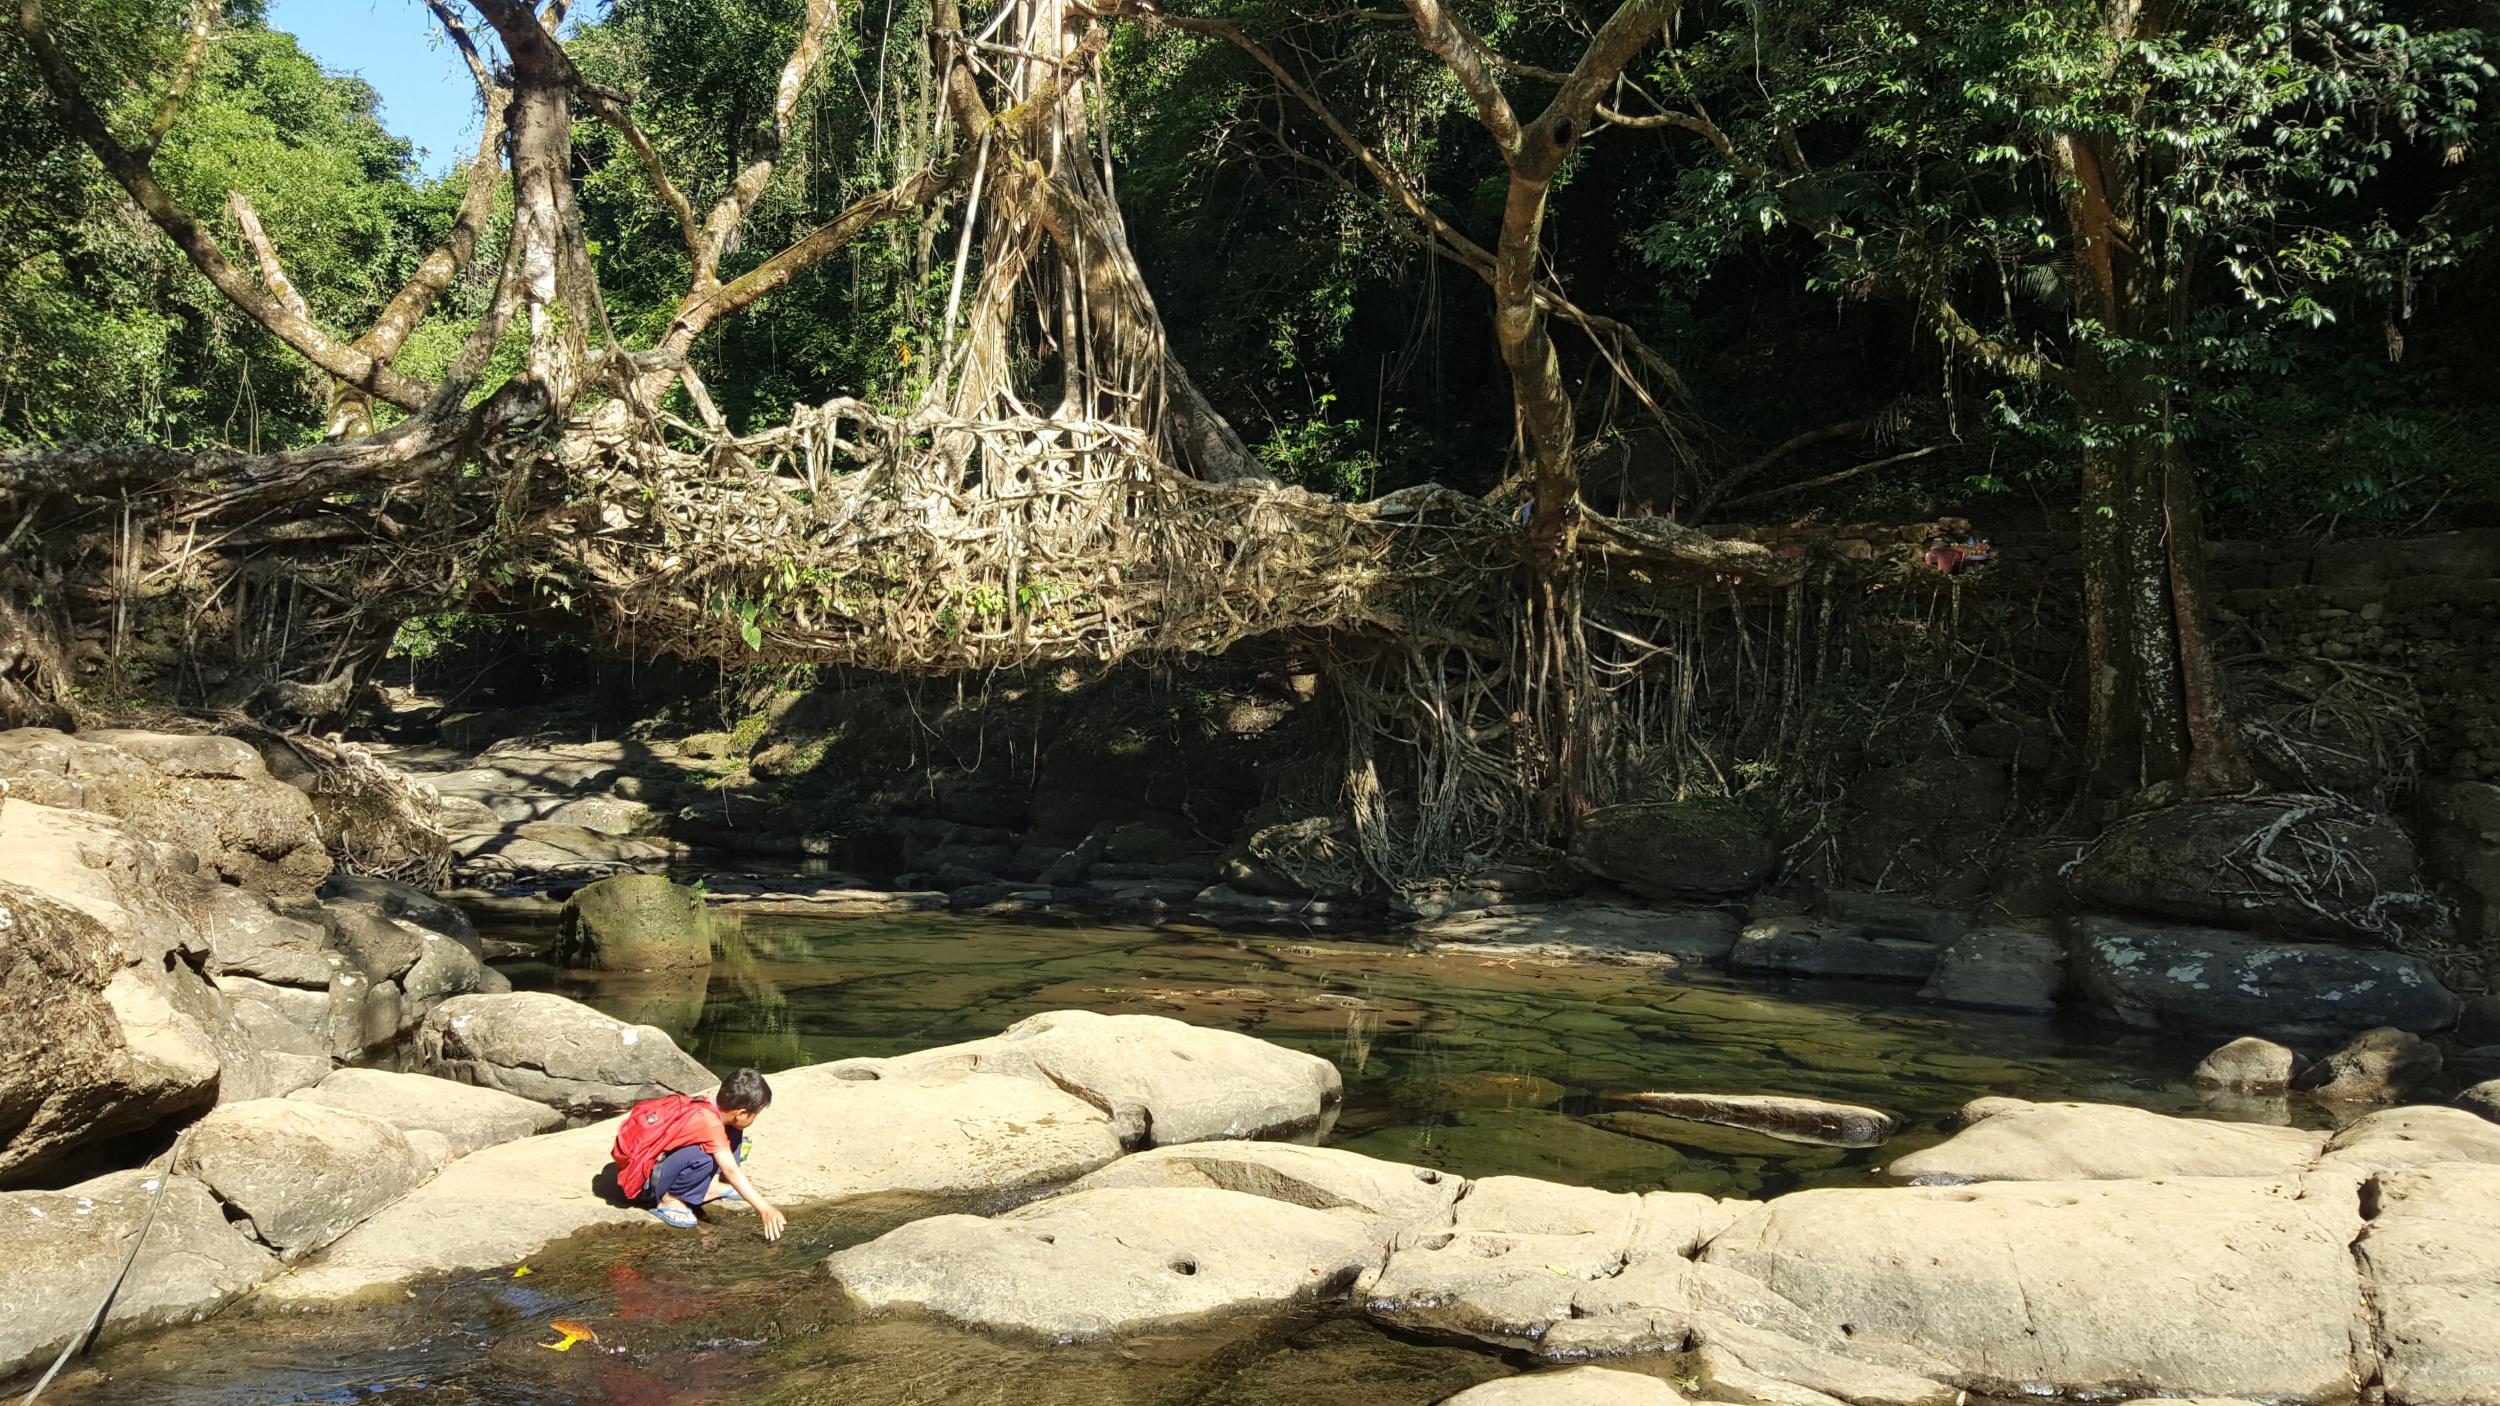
[2067,916,2459,1035]
[412,992,712,1115]
[1570,801,1775,900]
[1701,1177,2367,1401]
[2457,1079,2500,1125]
[0,878,222,1185]
[2294,1027,2443,1104]
[286,1067,561,1158]
[824,1186,1387,1338]
[317,872,477,942]
[829,1010,1342,1148]
[557,873,714,971]
[173,1099,432,1259]
[2064,798,2443,946]
[2354,1164,2500,1406]
[1916,921,2065,1012]
[0,1171,277,1378]
[1440,1369,1687,1406]
[1728,919,1938,982]
[0,727,329,899]
[1885,1098,2324,1183]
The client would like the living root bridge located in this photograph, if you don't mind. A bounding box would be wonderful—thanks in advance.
[540,397,1795,675]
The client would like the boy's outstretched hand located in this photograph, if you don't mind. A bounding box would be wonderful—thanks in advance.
[757,1201,787,1242]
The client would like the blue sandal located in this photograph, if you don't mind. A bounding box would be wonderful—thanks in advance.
[705,1187,745,1206]
[648,1204,698,1230]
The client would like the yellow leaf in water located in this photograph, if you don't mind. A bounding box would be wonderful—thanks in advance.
[512,1266,533,1277]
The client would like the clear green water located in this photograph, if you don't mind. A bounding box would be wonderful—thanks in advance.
[36,911,2277,1406]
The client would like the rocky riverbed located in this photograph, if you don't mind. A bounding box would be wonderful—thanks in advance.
[6,721,2500,1402]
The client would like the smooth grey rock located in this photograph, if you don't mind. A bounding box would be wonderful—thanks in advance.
[2309,1105,2500,1183]
[317,873,476,941]
[0,1171,277,1378]
[1916,921,2066,1012]
[413,992,712,1115]
[1067,1141,1465,1223]
[1702,1177,2365,1401]
[1729,919,1938,981]
[0,727,329,898]
[825,1186,1385,1338]
[2192,1036,2302,1093]
[174,1098,431,1259]
[1887,1098,2324,1183]
[2295,1027,2443,1104]
[832,1009,1342,1148]
[2067,915,2460,1035]
[287,1067,561,1159]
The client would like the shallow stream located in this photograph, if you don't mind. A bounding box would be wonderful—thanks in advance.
[43,912,2293,1405]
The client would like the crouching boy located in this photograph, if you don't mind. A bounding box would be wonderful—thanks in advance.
[612,1067,787,1241]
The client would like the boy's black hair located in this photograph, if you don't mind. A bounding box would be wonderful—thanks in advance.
[718,1067,773,1114]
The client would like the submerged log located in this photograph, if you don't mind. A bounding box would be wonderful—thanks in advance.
[1596,1091,1898,1147]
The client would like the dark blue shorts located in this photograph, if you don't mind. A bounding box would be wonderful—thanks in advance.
[640,1129,743,1206]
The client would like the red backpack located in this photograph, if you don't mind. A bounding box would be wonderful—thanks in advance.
[612,1093,720,1200]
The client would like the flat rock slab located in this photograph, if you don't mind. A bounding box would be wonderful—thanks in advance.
[830,1009,1343,1147]
[0,1171,277,1378]
[1701,1176,2367,1401]
[1916,922,2066,1013]
[287,1067,562,1159]
[2355,1163,2500,1406]
[175,1099,432,1260]
[1417,903,1743,968]
[267,1065,1119,1302]
[1887,1098,2326,1183]
[1067,1141,1466,1224]
[825,1185,1388,1339]
[1440,1368,1688,1405]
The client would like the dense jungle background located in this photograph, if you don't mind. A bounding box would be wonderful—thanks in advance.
[3,0,2499,971]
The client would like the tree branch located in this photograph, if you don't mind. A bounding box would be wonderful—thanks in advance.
[579,87,704,263]
[225,191,315,322]
[143,0,223,157]
[694,0,840,288]
[1718,444,1939,510]
[1398,0,1521,155]
[18,0,434,410]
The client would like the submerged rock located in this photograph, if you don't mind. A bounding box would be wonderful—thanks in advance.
[2294,1027,2442,1104]
[1439,1368,1688,1405]
[0,1171,276,1379]
[1570,801,1775,900]
[2457,1079,2500,1125]
[2066,915,2459,1035]
[1728,920,1938,982]
[286,1067,561,1159]
[1597,1092,1896,1148]
[174,1099,432,1260]
[2192,1036,2301,1093]
[1418,902,1743,968]
[413,991,712,1115]
[1886,1098,2323,1183]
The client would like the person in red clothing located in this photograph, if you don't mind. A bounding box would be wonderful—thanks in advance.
[613,1068,787,1240]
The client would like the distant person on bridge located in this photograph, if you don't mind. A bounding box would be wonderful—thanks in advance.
[611,1068,786,1240]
